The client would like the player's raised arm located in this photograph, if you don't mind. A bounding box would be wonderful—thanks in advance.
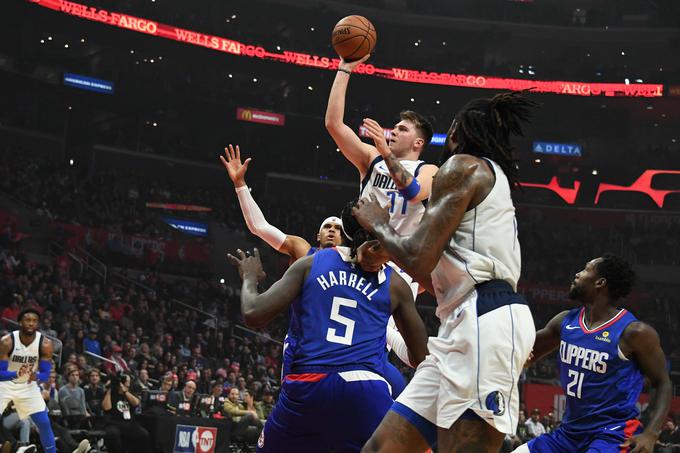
[389,273,428,367]
[325,55,380,178]
[220,145,312,261]
[228,248,311,329]
[619,322,671,453]
[525,311,569,367]
[363,118,438,203]
[353,154,490,283]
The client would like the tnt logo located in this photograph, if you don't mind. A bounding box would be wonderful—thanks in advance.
[174,425,217,453]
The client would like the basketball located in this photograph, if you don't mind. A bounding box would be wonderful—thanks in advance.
[331,15,377,62]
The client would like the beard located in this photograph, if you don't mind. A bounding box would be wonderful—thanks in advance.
[568,284,584,301]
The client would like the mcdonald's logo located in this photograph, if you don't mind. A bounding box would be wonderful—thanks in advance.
[236,107,285,126]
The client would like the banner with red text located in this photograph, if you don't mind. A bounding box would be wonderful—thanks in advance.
[51,222,210,266]
[29,0,664,98]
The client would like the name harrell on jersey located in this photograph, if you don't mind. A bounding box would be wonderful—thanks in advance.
[360,157,427,236]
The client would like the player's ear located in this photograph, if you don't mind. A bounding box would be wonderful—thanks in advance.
[595,277,607,290]
[317,233,321,242]
[414,137,425,148]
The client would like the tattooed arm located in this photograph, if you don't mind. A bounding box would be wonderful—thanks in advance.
[353,154,493,284]
[362,118,437,203]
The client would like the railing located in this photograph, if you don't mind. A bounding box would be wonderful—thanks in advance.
[233,324,284,346]
[48,241,108,282]
[1,318,63,367]
[110,271,219,328]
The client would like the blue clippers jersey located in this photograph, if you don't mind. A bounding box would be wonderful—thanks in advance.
[288,248,392,374]
[558,307,643,432]
[282,247,317,379]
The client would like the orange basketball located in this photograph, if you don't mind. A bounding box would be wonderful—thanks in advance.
[331,15,377,62]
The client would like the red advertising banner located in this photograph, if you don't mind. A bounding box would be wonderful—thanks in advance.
[524,383,680,421]
[146,202,213,212]
[28,0,664,98]
[52,222,210,266]
[236,108,285,126]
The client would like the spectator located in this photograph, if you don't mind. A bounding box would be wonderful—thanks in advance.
[525,408,547,439]
[255,390,275,421]
[102,373,151,453]
[143,373,173,416]
[103,345,130,375]
[656,419,680,453]
[135,369,153,392]
[58,369,90,427]
[83,328,102,357]
[198,382,227,418]
[223,388,262,443]
[1,403,33,452]
[83,369,106,418]
[168,380,198,416]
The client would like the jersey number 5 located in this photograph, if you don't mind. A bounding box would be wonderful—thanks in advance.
[566,369,584,399]
[326,297,357,346]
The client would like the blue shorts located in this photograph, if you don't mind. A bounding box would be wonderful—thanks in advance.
[528,420,642,453]
[383,360,406,399]
[257,371,393,452]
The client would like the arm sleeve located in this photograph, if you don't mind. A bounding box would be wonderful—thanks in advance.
[235,185,286,250]
[37,359,52,382]
[0,360,17,381]
[386,324,413,368]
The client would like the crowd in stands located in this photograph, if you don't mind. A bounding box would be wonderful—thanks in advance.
[0,246,287,451]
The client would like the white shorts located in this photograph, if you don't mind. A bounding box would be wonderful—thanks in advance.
[0,382,47,419]
[386,261,420,300]
[396,281,535,434]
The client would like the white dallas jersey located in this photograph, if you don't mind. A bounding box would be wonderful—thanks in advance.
[431,158,521,319]
[7,331,42,384]
[360,156,427,236]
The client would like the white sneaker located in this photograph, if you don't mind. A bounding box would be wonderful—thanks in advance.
[16,446,37,453]
[72,439,91,453]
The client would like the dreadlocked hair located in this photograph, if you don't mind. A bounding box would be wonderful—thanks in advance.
[453,90,539,190]
[340,199,375,258]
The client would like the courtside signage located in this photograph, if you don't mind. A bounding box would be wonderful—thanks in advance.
[174,425,217,453]
[30,0,663,98]
[236,108,285,126]
[63,73,114,94]
[533,141,582,157]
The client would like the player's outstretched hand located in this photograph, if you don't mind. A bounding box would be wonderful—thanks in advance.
[362,118,391,158]
[228,248,266,283]
[620,431,656,452]
[356,240,389,272]
[352,193,390,233]
[338,53,371,73]
[219,144,251,188]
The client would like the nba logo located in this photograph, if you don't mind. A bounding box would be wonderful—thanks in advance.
[174,425,218,453]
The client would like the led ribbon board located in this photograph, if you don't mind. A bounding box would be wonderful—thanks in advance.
[30,0,663,98]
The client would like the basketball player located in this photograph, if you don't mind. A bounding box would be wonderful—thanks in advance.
[325,55,438,278]
[220,144,343,261]
[354,91,539,452]
[227,202,429,452]
[0,309,56,453]
[220,144,412,397]
[513,255,671,453]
